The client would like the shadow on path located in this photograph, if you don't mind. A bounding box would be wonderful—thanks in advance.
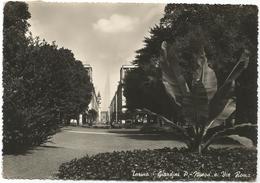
[4,144,63,156]
[107,129,145,134]
[118,133,185,142]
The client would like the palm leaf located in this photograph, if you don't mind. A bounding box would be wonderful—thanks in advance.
[209,49,250,121]
[137,108,191,142]
[202,123,256,150]
[204,97,236,133]
[180,48,217,125]
[182,81,209,124]
[220,49,250,90]
[227,135,254,148]
[200,50,217,101]
[161,41,190,106]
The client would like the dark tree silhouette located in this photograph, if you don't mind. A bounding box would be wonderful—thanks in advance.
[3,2,93,154]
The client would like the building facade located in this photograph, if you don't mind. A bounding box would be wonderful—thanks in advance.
[100,111,109,124]
[109,65,137,126]
[84,64,93,83]
[78,64,101,125]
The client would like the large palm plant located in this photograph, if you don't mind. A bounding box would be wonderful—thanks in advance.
[142,41,256,154]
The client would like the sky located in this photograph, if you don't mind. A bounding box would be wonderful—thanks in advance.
[27,1,165,110]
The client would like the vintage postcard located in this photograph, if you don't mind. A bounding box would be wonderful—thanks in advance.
[1,0,258,181]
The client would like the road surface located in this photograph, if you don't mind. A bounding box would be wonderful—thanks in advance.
[2,126,242,179]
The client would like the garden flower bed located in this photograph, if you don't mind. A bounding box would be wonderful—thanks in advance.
[56,147,256,181]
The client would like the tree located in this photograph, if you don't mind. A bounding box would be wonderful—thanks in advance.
[124,67,177,121]
[87,109,98,126]
[3,1,35,153]
[124,4,257,152]
[159,4,258,125]
[3,2,93,153]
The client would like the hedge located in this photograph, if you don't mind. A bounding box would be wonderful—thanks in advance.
[57,147,256,181]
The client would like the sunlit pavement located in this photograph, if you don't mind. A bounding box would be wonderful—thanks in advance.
[2,126,243,179]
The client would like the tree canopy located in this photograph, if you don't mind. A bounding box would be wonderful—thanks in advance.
[3,2,93,153]
[124,4,257,124]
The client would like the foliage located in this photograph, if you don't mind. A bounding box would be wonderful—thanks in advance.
[57,147,256,181]
[3,2,92,154]
[87,109,98,125]
[160,4,258,124]
[156,38,256,153]
[124,4,257,125]
[124,67,177,120]
[123,4,257,153]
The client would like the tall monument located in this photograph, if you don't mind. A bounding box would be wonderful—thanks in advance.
[104,72,110,120]
[103,73,110,108]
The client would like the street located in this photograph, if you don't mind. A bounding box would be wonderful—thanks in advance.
[3,126,185,179]
[3,126,244,179]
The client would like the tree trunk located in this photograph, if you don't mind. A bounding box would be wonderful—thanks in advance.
[66,118,70,125]
[187,127,204,155]
[76,116,79,126]
[188,141,203,155]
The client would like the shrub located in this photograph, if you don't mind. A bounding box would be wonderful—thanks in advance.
[56,147,256,181]
[3,2,93,154]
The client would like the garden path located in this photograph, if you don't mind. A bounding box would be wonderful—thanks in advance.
[3,126,244,179]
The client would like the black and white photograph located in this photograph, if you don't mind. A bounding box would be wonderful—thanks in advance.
[1,0,258,181]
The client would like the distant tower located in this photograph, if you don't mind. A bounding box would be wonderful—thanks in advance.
[97,91,101,122]
[104,73,110,120]
[97,92,101,105]
[104,73,110,108]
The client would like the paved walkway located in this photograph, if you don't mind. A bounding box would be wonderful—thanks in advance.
[3,127,185,179]
[2,126,244,179]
